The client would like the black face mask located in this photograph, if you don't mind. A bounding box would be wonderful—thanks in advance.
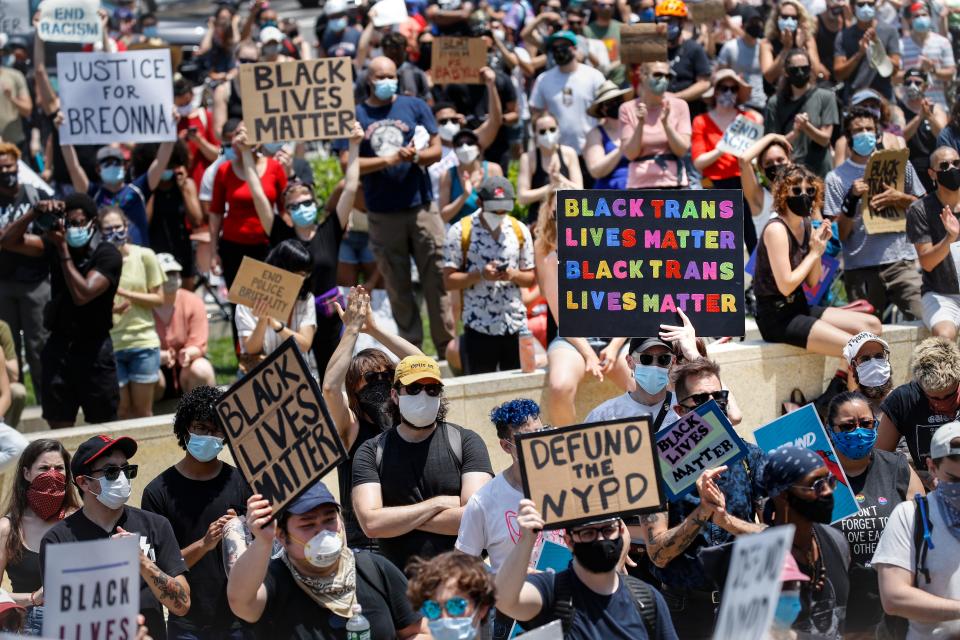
[937,167,960,191]
[745,22,764,38]
[0,171,16,190]
[356,380,395,431]
[763,163,785,184]
[787,492,834,524]
[573,536,623,573]
[786,193,814,217]
[552,46,575,66]
[418,43,432,70]
[786,67,810,88]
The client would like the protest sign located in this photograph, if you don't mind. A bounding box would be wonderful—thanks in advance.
[42,536,140,640]
[686,0,726,22]
[861,148,909,234]
[227,256,306,324]
[38,0,101,43]
[516,621,563,640]
[557,189,745,338]
[240,57,355,144]
[515,416,664,529]
[803,253,840,305]
[371,0,408,26]
[0,0,29,34]
[656,400,747,501]
[753,404,858,523]
[715,115,764,159]
[431,37,487,84]
[57,50,176,145]
[621,24,667,63]
[215,338,346,512]
[713,525,795,640]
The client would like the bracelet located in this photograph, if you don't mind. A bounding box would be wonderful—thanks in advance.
[275,321,286,332]
[60,255,71,262]
[29,590,38,606]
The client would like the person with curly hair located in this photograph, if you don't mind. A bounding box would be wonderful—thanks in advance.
[753,164,881,356]
[141,385,252,639]
[407,551,497,640]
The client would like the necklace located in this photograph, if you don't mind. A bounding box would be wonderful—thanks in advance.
[793,526,826,592]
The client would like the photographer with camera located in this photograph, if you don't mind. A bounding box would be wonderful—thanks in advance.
[0,194,122,428]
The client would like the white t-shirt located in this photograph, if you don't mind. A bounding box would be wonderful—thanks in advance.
[529,63,605,153]
[585,391,680,428]
[200,155,228,203]
[872,496,960,640]
[235,297,318,375]
[455,473,565,573]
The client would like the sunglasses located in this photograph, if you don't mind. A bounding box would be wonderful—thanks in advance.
[937,159,960,171]
[570,522,620,542]
[853,351,887,366]
[289,199,316,209]
[438,118,459,125]
[99,159,123,168]
[238,57,259,64]
[650,72,670,80]
[791,474,837,496]
[833,417,878,432]
[904,80,924,88]
[855,1,874,6]
[636,353,674,367]
[717,85,739,94]
[363,370,393,385]
[680,389,730,409]
[65,219,91,229]
[787,65,811,74]
[421,597,469,621]
[790,186,817,197]
[537,127,558,135]
[89,464,138,482]
[404,382,443,397]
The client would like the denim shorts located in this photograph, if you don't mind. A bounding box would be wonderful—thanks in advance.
[115,347,161,386]
[338,230,375,264]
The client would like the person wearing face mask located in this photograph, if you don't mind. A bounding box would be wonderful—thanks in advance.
[738,135,794,251]
[585,0,626,84]
[148,143,203,292]
[173,78,220,188]
[320,0,361,58]
[760,0,829,92]
[430,94,504,204]
[825,106,925,323]
[352,356,493,570]
[258,26,289,62]
[753,165,882,355]
[0,36,31,157]
[899,2,955,112]
[873,422,960,638]
[354,32,432,103]
[99,207,164,419]
[323,286,428,551]
[41,435,190,640]
[769,554,811,639]
[822,392,924,638]
[762,446,852,638]
[0,193,123,428]
[834,0,902,101]
[583,81,633,190]
[517,112,583,224]
[426,0,475,35]
[716,6,769,110]
[440,128,505,225]
[654,0,711,118]
[229,482,426,639]
[497,500,678,639]
[899,69,948,193]
[0,440,80,635]
[141,386,253,640]
[407,552,496,640]
[815,0,853,82]
[843,332,895,406]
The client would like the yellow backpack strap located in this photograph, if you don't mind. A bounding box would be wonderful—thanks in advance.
[507,216,525,249]
[460,216,472,271]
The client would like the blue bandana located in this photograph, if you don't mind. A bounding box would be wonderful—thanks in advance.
[762,446,824,497]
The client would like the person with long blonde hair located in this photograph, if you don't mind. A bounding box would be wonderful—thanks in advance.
[760,0,829,86]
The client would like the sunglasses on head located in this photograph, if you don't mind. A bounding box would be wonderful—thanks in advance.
[833,417,878,432]
[791,473,837,495]
[404,382,443,397]
[937,159,960,171]
[790,186,817,197]
[680,389,730,409]
[90,464,138,482]
[636,353,674,367]
[421,597,469,621]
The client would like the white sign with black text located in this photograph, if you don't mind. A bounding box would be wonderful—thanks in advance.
[715,114,764,159]
[38,0,101,43]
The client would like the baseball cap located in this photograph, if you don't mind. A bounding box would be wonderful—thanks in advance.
[394,355,442,385]
[451,128,480,148]
[904,68,928,82]
[325,0,349,14]
[909,1,926,15]
[285,481,339,514]
[156,253,183,274]
[477,176,515,212]
[546,30,577,49]
[71,435,138,479]
[931,421,960,460]
[6,36,28,51]
[96,146,125,164]
[851,88,884,106]
[260,26,285,44]
[842,332,890,365]
[629,337,670,354]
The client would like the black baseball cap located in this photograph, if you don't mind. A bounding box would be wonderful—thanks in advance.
[71,435,138,478]
[904,68,927,83]
[628,337,670,354]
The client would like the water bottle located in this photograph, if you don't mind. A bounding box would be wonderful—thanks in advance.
[519,326,536,373]
[346,604,371,640]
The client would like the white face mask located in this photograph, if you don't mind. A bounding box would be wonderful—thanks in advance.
[537,130,560,149]
[302,529,343,568]
[398,393,441,428]
[481,209,504,230]
[176,103,194,117]
[856,358,891,388]
[439,121,461,141]
[94,473,132,510]
[455,144,480,164]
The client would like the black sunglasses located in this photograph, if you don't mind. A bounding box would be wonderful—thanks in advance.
[89,464,138,482]
[404,382,443,397]
[855,1,874,6]
[717,85,739,94]
[937,159,960,171]
[904,80,924,88]
[792,474,837,495]
[363,370,393,385]
[650,71,670,80]
[833,417,878,432]
[237,57,259,64]
[99,158,122,168]
[680,389,730,408]
[636,353,674,367]
[537,127,558,134]
[438,118,459,125]
[790,186,817,197]
[787,65,811,74]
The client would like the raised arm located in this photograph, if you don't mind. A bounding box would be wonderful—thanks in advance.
[475,67,503,151]
[322,287,370,449]
[233,125,276,236]
[61,142,90,194]
[335,121,365,230]
[147,138,178,192]
[494,499,546,622]
[227,495,273,623]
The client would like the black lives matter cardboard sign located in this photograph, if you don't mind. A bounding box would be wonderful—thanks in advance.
[861,148,909,234]
[215,338,346,511]
[621,24,668,63]
[515,417,664,529]
[240,57,355,144]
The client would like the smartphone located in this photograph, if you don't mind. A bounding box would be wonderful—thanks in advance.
[496,262,508,272]
[188,126,198,136]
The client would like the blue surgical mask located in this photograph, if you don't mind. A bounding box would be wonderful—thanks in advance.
[161,169,174,181]
[260,19,278,28]
[855,4,875,21]
[774,591,802,628]
[647,76,669,95]
[329,16,349,31]
[639,7,655,21]
[261,142,285,156]
[830,426,878,460]
[291,203,318,227]
[223,146,237,161]
[187,434,225,462]
[777,16,798,31]
[66,225,93,248]
[912,15,931,31]
[851,131,877,157]
[373,78,398,101]
[142,25,159,37]
[426,617,478,640]
[100,164,125,184]
[634,364,669,395]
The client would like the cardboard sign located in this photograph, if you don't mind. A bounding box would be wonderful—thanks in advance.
[516,417,664,530]
[227,256,306,324]
[557,189,745,338]
[686,0,727,22]
[621,24,667,64]
[215,338,347,512]
[753,404,859,523]
[0,0,30,34]
[713,525,795,640]
[715,115,764,159]
[656,400,747,501]
[38,0,101,43]
[240,57,355,144]
[431,37,487,84]
[56,50,176,145]
[861,148,909,234]
[42,536,140,639]
[371,0,408,26]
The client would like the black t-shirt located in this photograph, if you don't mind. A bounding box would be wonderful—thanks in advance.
[40,506,188,640]
[667,39,711,116]
[149,186,194,274]
[351,423,493,570]
[438,69,518,163]
[794,524,851,638]
[43,239,122,341]
[906,192,958,296]
[269,212,343,295]
[259,550,421,639]
[0,184,49,282]
[140,463,252,631]
[339,417,384,550]
[900,99,937,193]
[880,380,956,470]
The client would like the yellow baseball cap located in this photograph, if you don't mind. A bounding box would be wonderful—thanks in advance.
[394,355,442,386]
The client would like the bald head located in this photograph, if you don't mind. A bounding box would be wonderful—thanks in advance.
[368,56,398,81]
[931,146,960,169]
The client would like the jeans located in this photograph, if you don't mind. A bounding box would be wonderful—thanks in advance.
[166,619,251,640]
[23,605,43,636]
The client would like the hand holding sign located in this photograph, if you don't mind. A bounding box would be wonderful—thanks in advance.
[246,494,277,541]
[869,184,904,210]
[517,498,545,537]
[697,465,727,518]
[659,308,697,360]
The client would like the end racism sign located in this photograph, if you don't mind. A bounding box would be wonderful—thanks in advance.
[215,338,346,512]
[715,115,763,159]
[515,417,664,530]
[38,0,101,43]
[557,189,745,338]
[240,57,355,144]
[57,50,175,145]
[227,256,305,324]
[42,536,140,640]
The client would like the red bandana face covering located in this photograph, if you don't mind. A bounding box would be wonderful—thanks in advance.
[26,469,67,521]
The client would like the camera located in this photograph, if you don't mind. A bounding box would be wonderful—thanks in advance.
[33,200,66,233]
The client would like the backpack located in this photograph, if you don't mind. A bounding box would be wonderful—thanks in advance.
[459,214,526,311]
[374,422,463,475]
[552,568,660,638]
[879,493,933,640]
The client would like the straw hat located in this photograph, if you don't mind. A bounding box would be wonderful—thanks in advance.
[587,80,635,118]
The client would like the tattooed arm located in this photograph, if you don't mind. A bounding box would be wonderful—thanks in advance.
[222,516,251,578]
[140,555,190,616]
[641,507,712,569]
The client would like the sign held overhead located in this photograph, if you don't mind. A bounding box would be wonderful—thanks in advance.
[38,0,101,43]
[431,37,487,84]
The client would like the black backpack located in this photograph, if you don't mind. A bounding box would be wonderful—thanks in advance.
[374,422,463,474]
[879,493,933,640]
[552,568,660,638]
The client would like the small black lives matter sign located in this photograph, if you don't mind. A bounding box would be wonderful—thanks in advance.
[557,189,745,338]
[215,338,346,511]
[240,57,355,144]
[515,417,664,530]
